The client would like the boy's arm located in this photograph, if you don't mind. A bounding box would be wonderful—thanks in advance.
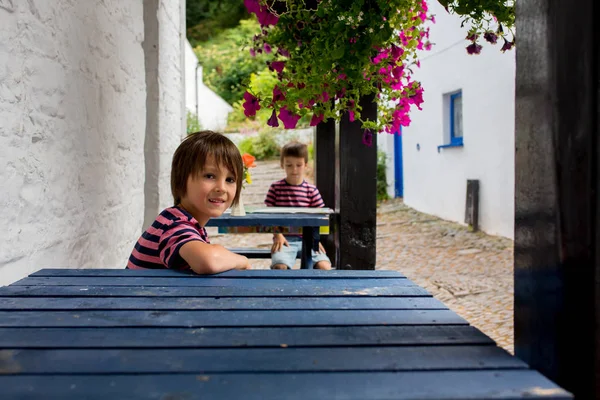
[179,241,251,274]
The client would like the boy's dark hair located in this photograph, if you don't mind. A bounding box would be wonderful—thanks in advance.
[171,130,244,207]
[280,141,308,165]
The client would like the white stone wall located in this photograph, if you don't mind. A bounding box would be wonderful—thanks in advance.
[184,40,233,132]
[157,0,186,210]
[0,1,146,285]
[401,1,515,238]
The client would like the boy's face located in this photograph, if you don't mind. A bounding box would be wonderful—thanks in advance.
[282,156,307,185]
[180,155,237,225]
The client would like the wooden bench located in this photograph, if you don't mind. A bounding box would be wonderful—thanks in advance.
[227,247,301,259]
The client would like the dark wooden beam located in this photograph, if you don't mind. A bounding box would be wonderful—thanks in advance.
[338,94,377,270]
[315,117,339,268]
[514,0,599,397]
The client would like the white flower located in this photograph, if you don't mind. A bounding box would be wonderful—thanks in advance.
[369,28,373,33]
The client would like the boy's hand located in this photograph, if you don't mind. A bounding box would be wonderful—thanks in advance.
[271,234,289,253]
[318,242,327,254]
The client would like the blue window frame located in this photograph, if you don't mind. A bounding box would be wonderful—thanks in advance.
[449,91,463,146]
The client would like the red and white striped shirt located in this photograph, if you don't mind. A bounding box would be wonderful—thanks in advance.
[264,179,325,208]
[127,206,209,271]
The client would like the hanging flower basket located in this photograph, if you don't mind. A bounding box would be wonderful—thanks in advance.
[242,0,514,140]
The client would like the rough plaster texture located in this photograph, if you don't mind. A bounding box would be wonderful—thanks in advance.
[401,1,515,238]
[143,0,186,229]
[184,40,233,132]
[0,1,146,285]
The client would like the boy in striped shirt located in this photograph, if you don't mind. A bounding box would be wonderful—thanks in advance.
[127,131,251,274]
[265,141,332,270]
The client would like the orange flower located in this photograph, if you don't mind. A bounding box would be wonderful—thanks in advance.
[242,153,256,168]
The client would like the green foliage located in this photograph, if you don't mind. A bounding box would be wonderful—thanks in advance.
[307,142,314,162]
[186,110,202,134]
[225,68,310,132]
[237,130,281,160]
[186,0,251,46]
[194,19,269,106]
[377,151,390,202]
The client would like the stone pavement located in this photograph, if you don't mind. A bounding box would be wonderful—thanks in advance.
[209,160,514,354]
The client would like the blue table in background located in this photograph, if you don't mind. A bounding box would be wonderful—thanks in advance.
[0,268,572,399]
[206,209,331,269]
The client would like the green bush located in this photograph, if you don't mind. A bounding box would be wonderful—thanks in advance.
[377,151,390,202]
[237,130,281,160]
[194,19,269,106]
[186,111,202,135]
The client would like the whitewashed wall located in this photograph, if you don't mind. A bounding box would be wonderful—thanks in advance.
[0,1,146,286]
[184,40,233,132]
[401,1,515,238]
[157,0,187,213]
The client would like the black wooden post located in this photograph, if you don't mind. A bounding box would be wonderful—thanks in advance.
[338,94,377,270]
[514,0,599,397]
[315,116,339,268]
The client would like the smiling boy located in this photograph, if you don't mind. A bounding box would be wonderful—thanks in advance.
[127,131,251,274]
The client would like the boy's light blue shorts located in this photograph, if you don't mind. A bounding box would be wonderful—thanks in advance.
[271,236,330,269]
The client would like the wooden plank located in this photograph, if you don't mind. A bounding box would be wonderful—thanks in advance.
[0,345,527,374]
[9,277,416,288]
[28,268,406,279]
[0,325,494,348]
[0,371,573,399]
[0,285,430,297]
[0,309,467,327]
[339,94,377,270]
[0,296,446,310]
[206,213,329,227]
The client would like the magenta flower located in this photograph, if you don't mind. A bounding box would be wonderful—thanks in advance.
[278,107,301,129]
[501,39,514,52]
[466,32,478,41]
[337,73,347,80]
[321,91,330,102]
[278,48,290,58]
[310,113,324,126]
[244,0,278,26]
[362,129,373,147]
[484,31,498,44]
[242,91,260,117]
[466,43,482,55]
[349,110,355,122]
[267,110,279,127]
[249,48,256,57]
[272,86,285,102]
[263,43,272,53]
[270,61,285,73]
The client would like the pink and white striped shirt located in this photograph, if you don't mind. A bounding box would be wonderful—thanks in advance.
[264,179,325,208]
[127,206,209,271]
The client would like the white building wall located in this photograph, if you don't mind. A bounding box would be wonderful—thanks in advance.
[402,1,515,238]
[184,40,233,132]
[157,0,187,211]
[0,1,146,286]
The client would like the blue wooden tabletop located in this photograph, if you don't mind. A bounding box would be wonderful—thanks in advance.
[0,268,572,399]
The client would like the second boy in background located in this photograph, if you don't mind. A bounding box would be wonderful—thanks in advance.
[264,141,332,270]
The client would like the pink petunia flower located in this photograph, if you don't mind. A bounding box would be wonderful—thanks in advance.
[278,107,301,129]
[310,113,325,126]
[242,91,260,117]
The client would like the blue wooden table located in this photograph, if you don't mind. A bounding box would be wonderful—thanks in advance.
[0,268,571,399]
[206,209,331,269]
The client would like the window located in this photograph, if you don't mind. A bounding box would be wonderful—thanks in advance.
[450,92,463,145]
[438,90,464,152]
